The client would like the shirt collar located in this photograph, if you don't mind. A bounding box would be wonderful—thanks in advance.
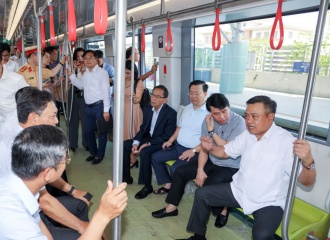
[152,104,164,114]
[88,64,99,73]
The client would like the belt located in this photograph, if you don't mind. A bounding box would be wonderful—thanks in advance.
[86,100,103,107]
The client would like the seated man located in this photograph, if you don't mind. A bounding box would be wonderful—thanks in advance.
[0,87,92,239]
[122,85,177,199]
[0,125,127,240]
[182,95,317,240]
[151,80,209,194]
[152,93,245,228]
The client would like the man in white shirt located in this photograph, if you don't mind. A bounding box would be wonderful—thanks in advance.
[151,80,209,194]
[181,95,317,240]
[68,50,111,165]
[1,43,19,72]
[0,87,93,239]
[0,125,127,240]
[0,44,28,125]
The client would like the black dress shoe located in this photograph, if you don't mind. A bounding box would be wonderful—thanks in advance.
[214,210,229,228]
[135,186,153,199]
[70,147,76,152]
[84,147,89,151]
[85,155,95,162]
[123,176,133,184]
[152,207,178,218]
[91,156,103,165]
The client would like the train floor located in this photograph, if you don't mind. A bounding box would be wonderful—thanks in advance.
[61,120,252,240]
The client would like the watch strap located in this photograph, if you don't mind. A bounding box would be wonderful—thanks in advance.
[68,185,75,195]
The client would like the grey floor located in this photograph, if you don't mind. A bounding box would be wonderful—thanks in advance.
[63,123,251,240]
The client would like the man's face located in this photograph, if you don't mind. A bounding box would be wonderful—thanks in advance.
[96,57,103,66]
[1,50,10,64]
[210,106,230,125]
[244,102,274,140]
[42,52,51,66]
[34,101,59,126]
[188,84,207,107]
[50,50,58,62]
[83,52,97,68]
[150,88,167,109]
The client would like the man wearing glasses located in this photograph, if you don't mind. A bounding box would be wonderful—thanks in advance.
[0,87,92,239]
[0,125,127,240]
[122,85,177,200]
[68,50,111,165]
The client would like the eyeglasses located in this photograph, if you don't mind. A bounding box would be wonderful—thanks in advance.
[188,91,203,96]
[150,93,165,99]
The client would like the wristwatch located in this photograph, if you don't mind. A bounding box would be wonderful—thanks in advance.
[208,129,215,137]
[68,185,76,195]
[303,160,316,171]
[192,148,197,153]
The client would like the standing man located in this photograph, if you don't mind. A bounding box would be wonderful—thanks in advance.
[152,93,245,229]
[182,95,317,240]
[151,80,209,194]
[122,85,177,200]
[0,44,28,125]
[1,43,19,72]
[68,50,111,165]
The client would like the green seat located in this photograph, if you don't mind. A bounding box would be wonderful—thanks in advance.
[166,160,176,167]
[236,198,330,239]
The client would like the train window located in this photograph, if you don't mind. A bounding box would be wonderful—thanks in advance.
[194,11,330,139]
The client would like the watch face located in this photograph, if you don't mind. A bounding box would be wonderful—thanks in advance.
[309,163,316,170]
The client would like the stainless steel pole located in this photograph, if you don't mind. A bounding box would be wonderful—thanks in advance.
[281,0,329,239]
[112,0,127,239]
[129,18,135,139]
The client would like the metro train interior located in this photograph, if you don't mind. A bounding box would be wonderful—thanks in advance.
[1,0,330,239]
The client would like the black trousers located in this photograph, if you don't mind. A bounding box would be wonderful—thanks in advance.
[123,139,162,186]
[165,159,238,208]
[40,195,89,240]
[187,183,283,240]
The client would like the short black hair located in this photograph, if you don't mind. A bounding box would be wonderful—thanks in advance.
[153,85,169,98]
[189,80,208,93]
[0,43,10,61]
[206,93,230,112]
[83,50,96,58]
[95,50,104,58]
[15,86,33,103]
[44,46,58,55]
[17,88,54,124]
[246,95,277,114]
[11,125,68,180]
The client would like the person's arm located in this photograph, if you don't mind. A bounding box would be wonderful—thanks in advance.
[39,219,53,240]
[194,147,209,187]
[162,126,180,149]
[295,140,317,187]
[138,64,157,81]
[68,68,84,89]
[78,181,127,240]
[48,178,90,205]
[201,139,229,159]
[132,80,144,103]
[38,189,89,234]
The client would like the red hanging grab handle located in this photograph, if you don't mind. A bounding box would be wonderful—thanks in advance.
[270,0,284,50]
[141,23,146,53]
[212,8,221,51]
[40,15,46,49]
[165,18,173,52]
[68,0,77,43]
[94,0,108,34]
[49,5,56,46]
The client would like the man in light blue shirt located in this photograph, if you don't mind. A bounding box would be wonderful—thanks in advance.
[151,80,209,194]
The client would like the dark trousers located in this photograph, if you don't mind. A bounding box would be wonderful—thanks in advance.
[40,195,89,240]
[84,102,107,158]
[187,183,283,240]
[166,159,238,207]
[68,87,87,149]
[151,143,199,185]
[123,139,162,186]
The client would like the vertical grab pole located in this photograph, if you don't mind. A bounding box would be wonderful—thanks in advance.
[281,0,329,239]
[153,58,157,88]
[33,0,42,90]
[129,17,135,140]
[112,0,127,239]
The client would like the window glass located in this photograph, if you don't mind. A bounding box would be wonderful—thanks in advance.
[194,12,329,138]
